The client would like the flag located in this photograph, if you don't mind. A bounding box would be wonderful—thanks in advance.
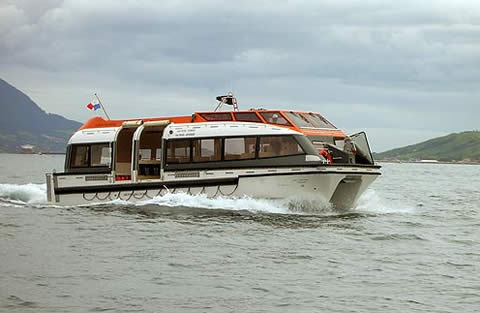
[87,98,101,111]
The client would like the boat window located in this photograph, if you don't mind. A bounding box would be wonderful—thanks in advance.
[284,112,315,128]
[199,112,233,121]
[91,144,111,167]
[305,113,336,129]
[258,136,304,158]
[167,140,191,163]
[70,143,111,168]
[192,138,221,162]
[224,137,256,160]
[233,112,261,122]
[139,130,163,161]
[139,149,152,160]
[155,148,162,160]
[259,112,291,126]
[71,145,89,167]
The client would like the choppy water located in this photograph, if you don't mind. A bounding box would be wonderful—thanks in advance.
[0,154,479,312]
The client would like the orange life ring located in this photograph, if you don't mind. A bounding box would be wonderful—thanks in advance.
[319,149,333,164]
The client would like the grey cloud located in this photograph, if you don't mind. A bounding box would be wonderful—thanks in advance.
[1,0,479,151]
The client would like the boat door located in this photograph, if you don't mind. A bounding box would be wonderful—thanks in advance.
[113,120,143,180]
[349,132,375,165]
[131,120,171,182]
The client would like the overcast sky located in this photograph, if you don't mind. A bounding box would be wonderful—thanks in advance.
[1,0,479,152]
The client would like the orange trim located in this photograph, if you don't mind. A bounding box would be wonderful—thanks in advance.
[77,109,346,139]
[79,115,193,130]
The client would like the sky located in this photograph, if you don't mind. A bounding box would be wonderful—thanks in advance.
[1,0,479,152]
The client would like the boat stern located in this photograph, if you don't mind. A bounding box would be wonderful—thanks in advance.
[45,172,56,203]
[329,173,379,209]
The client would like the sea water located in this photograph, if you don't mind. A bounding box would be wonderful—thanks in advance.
[0,154,479,312]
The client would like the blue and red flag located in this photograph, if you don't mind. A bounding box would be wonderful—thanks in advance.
[86,98,101,111]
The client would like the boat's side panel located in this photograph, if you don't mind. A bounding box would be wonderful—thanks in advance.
[329,174,378,208]
[235,172,345,203]
[54,173,115,188]
[50,166,380,207]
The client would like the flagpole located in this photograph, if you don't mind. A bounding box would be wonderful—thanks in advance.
[94,93,111,120]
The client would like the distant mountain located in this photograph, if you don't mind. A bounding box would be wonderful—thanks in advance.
[375,131,480,162]
[0,78,82,153]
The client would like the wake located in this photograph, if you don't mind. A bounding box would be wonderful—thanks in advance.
[0,183,46,204]
[0,183,409,215]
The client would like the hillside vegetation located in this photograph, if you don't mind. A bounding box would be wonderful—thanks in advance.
[0,78,82,153]
[375,131,480,162]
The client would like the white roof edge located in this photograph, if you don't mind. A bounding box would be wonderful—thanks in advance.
[68,122,303,144]
[164,122,302,139]
[68,127,121,144]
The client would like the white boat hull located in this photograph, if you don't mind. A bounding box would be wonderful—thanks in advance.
[47,166,380,209]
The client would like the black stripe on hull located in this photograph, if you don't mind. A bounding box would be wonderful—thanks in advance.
[55,177,238,195]
[238,170,381,178]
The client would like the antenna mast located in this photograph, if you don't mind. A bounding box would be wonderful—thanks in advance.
[94,93,111,120]
[214,92,238,111]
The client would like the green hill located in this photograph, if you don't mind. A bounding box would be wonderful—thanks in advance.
[375,131,480,162]
[0,78,82,153]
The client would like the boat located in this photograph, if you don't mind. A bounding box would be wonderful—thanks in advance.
[45,94,381,207]
[20,144,35,154]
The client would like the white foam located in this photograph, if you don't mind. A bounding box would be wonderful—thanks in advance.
[354,189,415,214]
[136,192,290,214]
[47,189,357,215]
[0,183,46,204]
[0,182,409,216]
[81,192,334,215]
[124,192,338,215]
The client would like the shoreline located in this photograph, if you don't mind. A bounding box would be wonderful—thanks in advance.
[0,152,66,155]
[377,160,480,165]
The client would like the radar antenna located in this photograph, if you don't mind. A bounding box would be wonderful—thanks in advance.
[214,92,238,111]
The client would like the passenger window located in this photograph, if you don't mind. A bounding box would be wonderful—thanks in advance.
[167,140,191,163]
[193,138,221,162]
[260,112,291,126]
[155,148,162,160]
[224,137,256,160]
[258,136,304,158]
[71,145,89,167]
[70,143,111,168]
[139,149,152,160]
[91,144,111,167]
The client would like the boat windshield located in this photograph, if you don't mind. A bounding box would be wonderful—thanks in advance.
[199,112,233,121]
[259,112,291,126]
[284,112,315,128]
[233,112,262,122]
[305,113,336,129]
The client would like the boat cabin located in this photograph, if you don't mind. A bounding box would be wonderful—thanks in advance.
[79,110,345,142]
[192,109,345,142]
[48,94,379,206]
[64,122,323,182]
[74,93,375,167]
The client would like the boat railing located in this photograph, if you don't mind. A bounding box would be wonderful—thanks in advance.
[324,143,349,163]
